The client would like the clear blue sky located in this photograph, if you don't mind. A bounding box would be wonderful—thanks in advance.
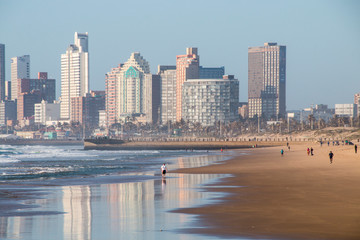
[1,0,359,110]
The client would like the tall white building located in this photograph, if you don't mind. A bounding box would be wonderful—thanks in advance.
[60,32,89,120]
[158,65,177,124]
[11,55,30,100]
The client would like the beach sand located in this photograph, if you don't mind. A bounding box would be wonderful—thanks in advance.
[173,142,360,240]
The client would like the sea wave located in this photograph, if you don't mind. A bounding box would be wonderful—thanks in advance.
[0,158,20,164]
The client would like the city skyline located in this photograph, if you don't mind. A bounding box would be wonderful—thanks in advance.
[1,0,359,110]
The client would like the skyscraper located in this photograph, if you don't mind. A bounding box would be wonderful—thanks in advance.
[0,44,5,101]
[11,55,30,100]
[117,52,150,118]
[60,32,89,120]
[248,42,286,119]
[176,47,199,121]
[158,65,177,124]
[182,75,239,126]
[105,64,123,127]
[143,74,161,124]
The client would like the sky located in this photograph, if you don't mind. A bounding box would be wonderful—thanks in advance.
[0,0,359,110]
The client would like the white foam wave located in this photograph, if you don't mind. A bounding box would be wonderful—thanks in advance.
[0,158,20,164]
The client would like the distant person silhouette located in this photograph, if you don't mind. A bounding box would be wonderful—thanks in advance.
[281,149,284,156]
[355,145,357,154]
[329,151,334,164]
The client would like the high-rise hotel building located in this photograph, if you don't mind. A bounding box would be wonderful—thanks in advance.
[0,44,5,101]
[182,75,239,126]
[11,55,30,100]
[105,53,161,126]
[105,64,123,127]
[158,65,177,124]
[176,48,199,121]
[248,42,286,119]
[60,32,89,120]
[117,52,150,117]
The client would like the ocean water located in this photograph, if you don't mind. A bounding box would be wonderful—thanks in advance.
[0,144,220,184]
[0,144,246,240]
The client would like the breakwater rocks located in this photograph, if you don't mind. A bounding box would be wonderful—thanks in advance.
[83,138,281,150]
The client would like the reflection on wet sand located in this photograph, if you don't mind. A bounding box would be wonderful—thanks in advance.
[0,154,227,240]
[63,186,91,240]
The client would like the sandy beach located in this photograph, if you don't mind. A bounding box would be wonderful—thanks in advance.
[173,142,360,240]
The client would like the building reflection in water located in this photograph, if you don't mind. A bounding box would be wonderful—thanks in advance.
[63,186,92,240]
[0,154,227,240]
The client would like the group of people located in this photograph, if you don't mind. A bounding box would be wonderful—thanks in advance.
[281,143,358,164]
[306,147,314,156]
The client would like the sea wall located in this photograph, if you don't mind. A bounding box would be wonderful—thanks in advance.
[83,139,285,150]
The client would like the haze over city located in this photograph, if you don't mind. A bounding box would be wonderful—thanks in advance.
[1,0,359,109]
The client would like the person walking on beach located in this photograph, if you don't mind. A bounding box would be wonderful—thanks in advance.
[281,149,284,156]
[161,163,167,177]
[355,144,357,154]
[310,147,314,156]
[329,151,334,164]
[307,148,310,156]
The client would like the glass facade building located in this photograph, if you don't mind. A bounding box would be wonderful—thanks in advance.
[248,42,286,119]
[199,66,225,79]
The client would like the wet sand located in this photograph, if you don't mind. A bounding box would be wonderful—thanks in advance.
[174,143,360,240]
[0,154,228,240]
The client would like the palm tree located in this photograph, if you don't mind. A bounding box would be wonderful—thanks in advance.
[308,114,315,130]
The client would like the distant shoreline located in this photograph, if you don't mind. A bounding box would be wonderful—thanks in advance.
[83,138,287,150]
[0,139,83,146]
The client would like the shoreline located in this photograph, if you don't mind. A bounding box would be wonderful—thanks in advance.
[0,149,233,240]
[0,149,227,216]
[0,139,83,146]
[172,142,360,240]
[84,139,284,150]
